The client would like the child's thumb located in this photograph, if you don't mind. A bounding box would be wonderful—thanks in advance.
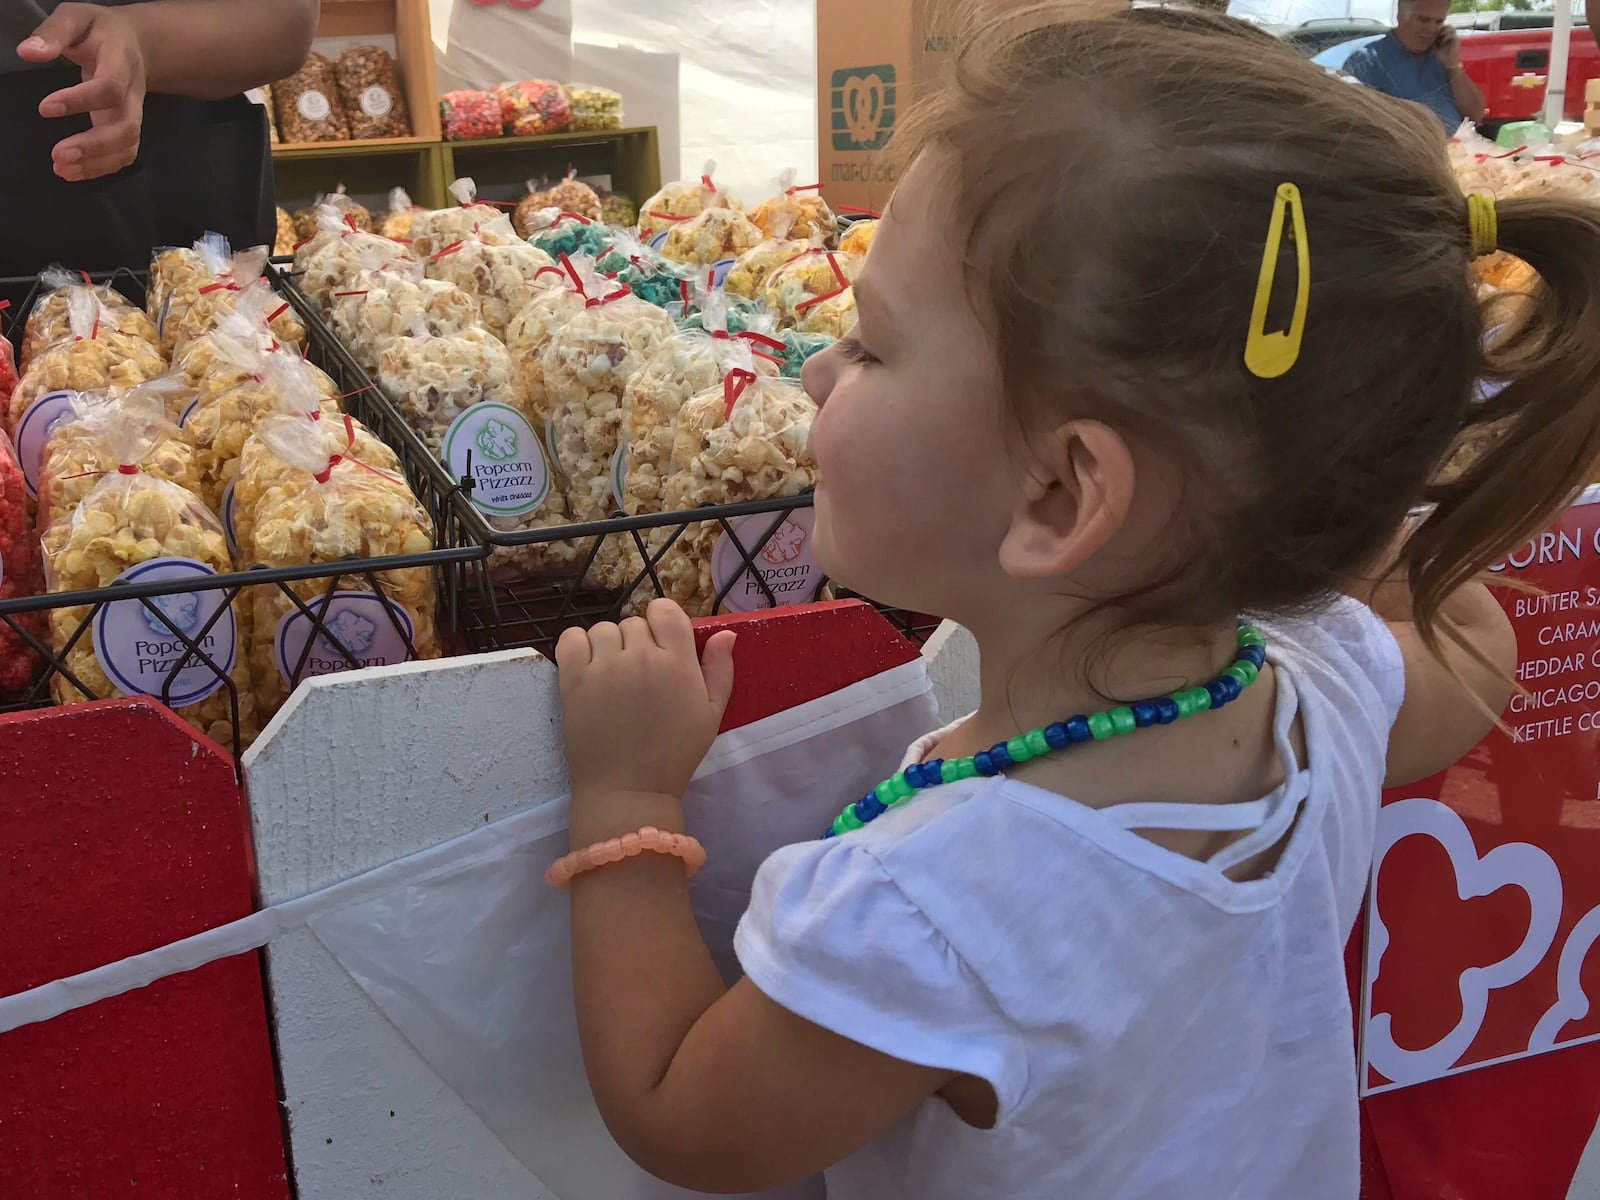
[700,630,737,714]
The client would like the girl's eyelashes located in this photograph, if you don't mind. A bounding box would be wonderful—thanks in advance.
[838,336,879,366]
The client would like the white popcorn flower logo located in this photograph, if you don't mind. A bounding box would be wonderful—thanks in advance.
[477,418,518,462]
[760,520,806,565]
[142,592,200,635]
[321,610,378,656]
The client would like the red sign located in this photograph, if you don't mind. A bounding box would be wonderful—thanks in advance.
[1359,489,1600,1192]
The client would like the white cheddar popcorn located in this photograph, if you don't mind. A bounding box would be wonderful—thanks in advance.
[424,238,560,340]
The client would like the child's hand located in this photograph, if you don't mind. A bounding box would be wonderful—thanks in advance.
[556,600,737,805]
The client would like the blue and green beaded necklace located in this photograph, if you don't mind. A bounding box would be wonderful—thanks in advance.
[824,623,1268,839]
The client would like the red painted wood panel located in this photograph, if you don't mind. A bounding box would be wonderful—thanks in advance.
[0,699,290,1200]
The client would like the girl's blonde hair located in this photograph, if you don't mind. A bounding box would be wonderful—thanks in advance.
[894,3,1600,654]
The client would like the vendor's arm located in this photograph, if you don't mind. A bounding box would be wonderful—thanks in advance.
[17,0,316,181]
[1437,26,1487,122]
[556,602,953,1193]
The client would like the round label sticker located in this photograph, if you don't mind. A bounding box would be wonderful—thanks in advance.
[442,403,550,517]
[708,258,737,289]
[16,390,77,500]
[157,292,174,339]
[297,89,332,122]
[648,230,670,252]
[544,413,563,477]
[92,558,237,707]
[709,509,823,614]
[274,591,415,686]
[220,479,240,561]
[359,85,393,119]
[610,438,628,511]
[177,396,201,429]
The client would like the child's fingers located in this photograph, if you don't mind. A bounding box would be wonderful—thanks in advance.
[554,625,592,671]
[619,615,653,652]
[644,598,695,656]
[700,630,738,713]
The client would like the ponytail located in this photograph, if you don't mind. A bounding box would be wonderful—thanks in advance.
[1402,196,1600,656]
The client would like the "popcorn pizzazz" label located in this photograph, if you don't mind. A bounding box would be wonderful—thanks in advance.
[15,389,76,500]
[92,557,237,707]
[709,509,823,613]
[443,402,550,517]
[274,591,416,686]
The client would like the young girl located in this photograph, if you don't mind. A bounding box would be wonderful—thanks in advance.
[551,6,1600,1196]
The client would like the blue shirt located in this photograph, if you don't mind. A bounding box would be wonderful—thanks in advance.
[1345,32,1464,132]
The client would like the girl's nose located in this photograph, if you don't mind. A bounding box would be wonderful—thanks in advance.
[801,343,837,410]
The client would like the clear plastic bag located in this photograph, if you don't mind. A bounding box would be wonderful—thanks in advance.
[598,189,637,228]
[274,206,297,256]
[637,161,740,243]
[762,248,863,337]
[22,267,158,369]
[39,394,257,752]
[503,264,595,433]
[243,411,437,721]
[380,187,424,241]
[564,83,623,132]
[292,188,373,246]
[746,169,838,248]
[723,238,809,302]
[424,236,559,340]
[330,268,482,373]
[36,381,200,535]
[496,79,570,137]
[541,278,677,537]
[660,206,765,269]
[838,218,878,258]
[620,300,781,517]
[596,231,697,311]
[635,371,819,617]
[408,179,520,257]
[378,324,574,579]
[440,90,503,142]
[336,45,412,141]
[152,234,284,357]
[524,207,612,261]
[0,426,42,696]
[170,272,303,360]
[274,52,350,144]
[545,170,603,222]
[299,209,420,314]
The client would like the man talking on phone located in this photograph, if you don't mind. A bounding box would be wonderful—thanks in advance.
[1345,0,1487,133]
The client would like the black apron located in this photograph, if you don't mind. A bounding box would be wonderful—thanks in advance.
[0,1,274,277]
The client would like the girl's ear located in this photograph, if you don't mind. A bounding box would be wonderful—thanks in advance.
[998,420,1135,580]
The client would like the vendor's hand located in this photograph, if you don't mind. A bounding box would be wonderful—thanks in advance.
[1434,25,1463,70]
[16,3,147,182]
[556,600,737,806]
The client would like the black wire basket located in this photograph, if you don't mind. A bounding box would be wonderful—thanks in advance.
[0,266,486,765]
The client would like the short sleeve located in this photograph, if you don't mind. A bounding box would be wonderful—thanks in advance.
[734,835,1028,1114]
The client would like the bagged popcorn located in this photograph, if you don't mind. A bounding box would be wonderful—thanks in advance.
[541,266,676,527]
[724,237,810,302]
[169,270,304,360]
[378,323,575,578]
[497,79,570,137]
[502,263,595,432]
[525,207,613,260]
[274,207,298,256]
[380,187,425,241]
[424,235,559,340]
[407,178,519,258]
[292,187,371,241]
[151,233,276,357]
[595,230,697,310]
[23,268,158,369]
[36,382,200,535]
[619,297,781,517]
[8,291,168,500]
[564,84,622,132]
[746,169,839,248]
[598,189,637,228]
[545,168,603,222]
[329,268,482,373]
[660,205,765,269]
[839,217,878,258]
[638,161,740,243]
[762,248,863,337]
[631,370,819,617]
[299,209,419,313]
[243,411,437,720]
[39,395,257,752]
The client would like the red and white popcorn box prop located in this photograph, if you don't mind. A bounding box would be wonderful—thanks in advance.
[1358,485,1600,1199]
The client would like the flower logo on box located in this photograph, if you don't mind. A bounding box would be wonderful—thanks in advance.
[831,65,896,152]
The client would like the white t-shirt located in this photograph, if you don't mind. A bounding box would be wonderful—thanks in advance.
[734,598,1404,1200]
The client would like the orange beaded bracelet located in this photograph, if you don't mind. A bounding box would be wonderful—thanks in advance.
[544,826,707,890]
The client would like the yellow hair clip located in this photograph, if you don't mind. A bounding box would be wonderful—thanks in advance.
[1467,191,1498,259]
[1244,182,1311,381]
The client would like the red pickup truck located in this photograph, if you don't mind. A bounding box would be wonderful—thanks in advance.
[1457,27,1600,124]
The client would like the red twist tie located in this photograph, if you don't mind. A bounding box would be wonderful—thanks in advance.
[556,210,593,225]
[344,214,360,233]
[431,240,465,261]
[1489,144,1527,159]
[116,463,138,475]
[786,182,824,195]
[392,237,414,244]
[267,302,290,323]
[838,205,881,217]
[333,290,370,298]
[559,252,586,295]
[722,367,756,420]
[336,385,374,402]
[293,233,316,251]
[701,174,716,193]
[739,331,785,353]
[680,280,691,309]
[78,269,93,286]
[649,211,693,222]
[585,286,631,309]
[0,299,9,312]
[794,252,851,312]
[533,264,567,284]
[753,349,784,366]
[199,281,240,295]
[481,199,518,209]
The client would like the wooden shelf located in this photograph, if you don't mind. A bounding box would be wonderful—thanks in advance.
[273,135,437,158]
[443,127,657,153]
